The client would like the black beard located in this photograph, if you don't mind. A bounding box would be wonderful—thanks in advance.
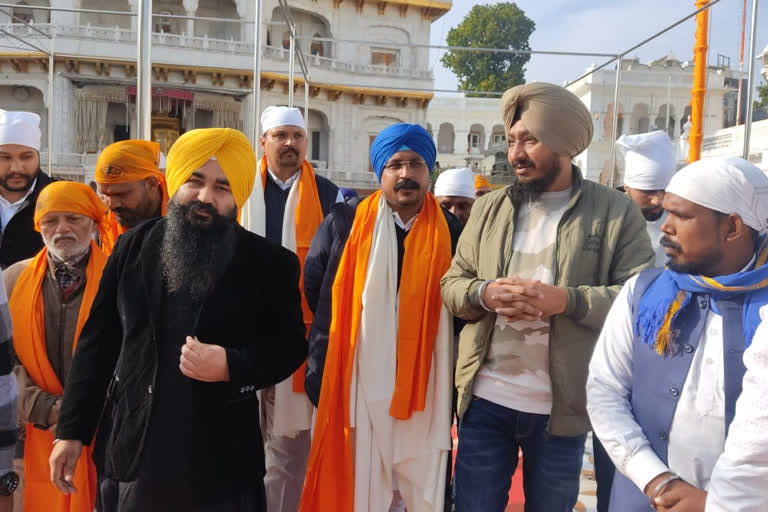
[507,160,562,205]
[642,208,665,222]
[160,200,237,302]
[0,167,39,193]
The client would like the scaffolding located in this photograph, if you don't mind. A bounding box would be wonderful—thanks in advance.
[0,0,762,186]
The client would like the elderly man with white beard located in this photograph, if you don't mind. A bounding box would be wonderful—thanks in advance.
[4,181,111,512]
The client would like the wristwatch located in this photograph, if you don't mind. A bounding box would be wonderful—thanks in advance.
[0,471,19,496]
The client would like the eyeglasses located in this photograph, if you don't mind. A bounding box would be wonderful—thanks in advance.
[383,159,428,172]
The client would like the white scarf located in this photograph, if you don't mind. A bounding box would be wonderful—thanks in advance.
[349,196,452,512]
[242,162,315,437]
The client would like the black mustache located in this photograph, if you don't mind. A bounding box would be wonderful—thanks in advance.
[659,235,681,251]
[280,147,299,156]
[188,200,219,217]
[513,159,535,169]
[394,179,420,191]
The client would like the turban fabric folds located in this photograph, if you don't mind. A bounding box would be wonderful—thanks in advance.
[666,156,768,233]
[95,140,163,185]
[0,110,41,150]
[617,131,676,190]
[166,128,256,213]
[475,174,492,190]
[434,168,476,199]
[369,123,436,182]
[261,106,306,134]
[501,82,593,157]
[34,181,111,250]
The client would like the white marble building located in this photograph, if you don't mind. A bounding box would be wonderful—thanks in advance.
[427,53,746,184]
[0,0,449,190]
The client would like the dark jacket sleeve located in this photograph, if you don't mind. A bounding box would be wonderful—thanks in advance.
[57,239,126,444]
[304,204,355,406]
[304,216,334,314]
[225,249,307,390]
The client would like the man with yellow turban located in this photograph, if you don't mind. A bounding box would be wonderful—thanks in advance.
[300,123,462,512]
[48,128,307,512]
[441,82,655,512]
[94,140,168,253]
[3,181,111,512]
[474,174,493,198]
[242,106,341,512]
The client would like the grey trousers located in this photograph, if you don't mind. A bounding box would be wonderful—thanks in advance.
[260,387,311,512]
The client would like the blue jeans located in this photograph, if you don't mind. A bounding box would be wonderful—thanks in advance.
[454,397,586,512]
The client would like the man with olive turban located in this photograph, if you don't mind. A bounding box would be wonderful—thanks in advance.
[441,82,655,512]
[49,128,307,512]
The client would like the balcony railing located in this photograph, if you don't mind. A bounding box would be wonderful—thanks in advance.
[0,23,432,79]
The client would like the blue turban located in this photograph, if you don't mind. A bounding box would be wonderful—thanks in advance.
[369,123,436,182]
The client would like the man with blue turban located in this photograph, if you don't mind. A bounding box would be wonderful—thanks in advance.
[300,123,462,512]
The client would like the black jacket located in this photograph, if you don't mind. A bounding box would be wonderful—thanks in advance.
[303,202,463,406]
[57,218,307,491]
[0,171,54,269]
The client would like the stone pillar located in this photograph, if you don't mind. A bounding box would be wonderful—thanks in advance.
[53,75,76,155]
[183,0,197,37]
[454,129,468,155]
[235,0,250,44]
[51,0,77,26]
[127,0,138,33]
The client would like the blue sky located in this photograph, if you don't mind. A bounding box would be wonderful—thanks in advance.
[429,0,768,95]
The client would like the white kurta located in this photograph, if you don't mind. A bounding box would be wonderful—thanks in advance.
[587,274,726,493]
[707,305,768,512]
[349,197,452,512]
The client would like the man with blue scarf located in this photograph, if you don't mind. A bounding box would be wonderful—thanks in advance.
[587,156,768,512]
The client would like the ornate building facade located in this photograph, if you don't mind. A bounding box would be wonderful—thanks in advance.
[0,0,449,189]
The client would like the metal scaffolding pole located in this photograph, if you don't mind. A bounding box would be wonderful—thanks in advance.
[743,0,760,159]
[48,36,54,174]
[288,33,295,107]
[137,0,152,140]
[609,61,623,188]
[251,0,262,150]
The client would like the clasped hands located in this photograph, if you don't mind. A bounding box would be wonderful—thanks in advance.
[482,276,567,323]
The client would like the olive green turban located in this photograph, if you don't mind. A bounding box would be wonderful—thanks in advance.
[501,82,594,157]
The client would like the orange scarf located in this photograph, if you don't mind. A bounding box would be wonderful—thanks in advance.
[100,179,169,254]
[299,191,452,512]
[10,241,107,512]
[261,156,324,392]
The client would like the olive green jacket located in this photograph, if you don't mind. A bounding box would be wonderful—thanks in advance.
[441,166,655,436]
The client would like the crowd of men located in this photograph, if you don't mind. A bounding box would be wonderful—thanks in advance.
[0,78,767,512]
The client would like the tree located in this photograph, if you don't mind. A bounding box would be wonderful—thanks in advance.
[754,81,768,109]
[441,3,535,96]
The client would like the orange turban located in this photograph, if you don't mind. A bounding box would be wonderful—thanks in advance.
[475,174,492,190]
[95,140,163,184]
[34,181,111,251]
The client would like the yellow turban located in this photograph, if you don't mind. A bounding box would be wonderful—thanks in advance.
[95,140,163,184]
[475,174,492,190]
[501,82,593,157]
[34,181,111,246]
[166,128,256,212]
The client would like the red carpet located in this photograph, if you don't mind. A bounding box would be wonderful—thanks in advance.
[451,425,526,511]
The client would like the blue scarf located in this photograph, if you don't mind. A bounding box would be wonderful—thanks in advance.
[635,236,768,355]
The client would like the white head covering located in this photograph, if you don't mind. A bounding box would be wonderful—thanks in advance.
[0,109,41,151]
[666,156,768,232]
[617,130,676,190]
[261,106,306,135]
[434,168,476,200]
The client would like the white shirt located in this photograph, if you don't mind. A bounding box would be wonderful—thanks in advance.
[647,212,668,267]
[0,178,36,231]
[393,212,416,232]
[706,305,768,512]
[267,167,345,203]
[587,274,726,493]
